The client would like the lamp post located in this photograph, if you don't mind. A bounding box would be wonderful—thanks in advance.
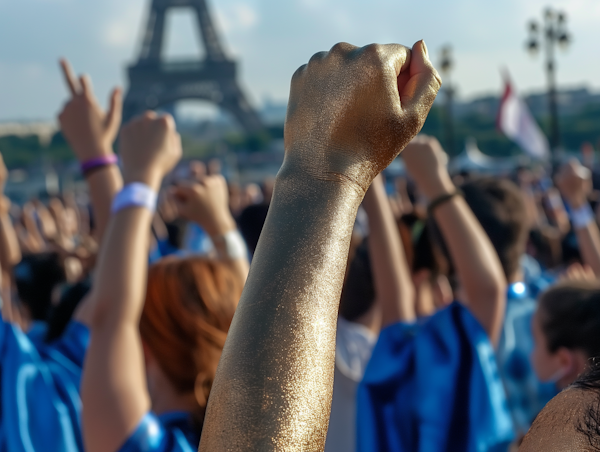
[440,45,455,155]
[526,8,571,154]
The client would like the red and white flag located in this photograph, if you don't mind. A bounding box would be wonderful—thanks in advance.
[497,73,550,159]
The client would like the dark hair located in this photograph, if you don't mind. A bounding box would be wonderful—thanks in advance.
[539,282,600,358]
[238,204,269,254]
[460,178,528,280]
[339,240,375,322]
[14,252,66,321]
[572,359,600,449]
[45,280,91,342]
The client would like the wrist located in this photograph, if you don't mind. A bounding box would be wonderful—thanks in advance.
[421,173,456,200]
[204,214,237,238]
[276,163,367,205]
[76,143,114,162]
[566,196,587,210]
[123,169,163,191]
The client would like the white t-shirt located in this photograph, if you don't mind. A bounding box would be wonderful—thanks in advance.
[325,317,377,452]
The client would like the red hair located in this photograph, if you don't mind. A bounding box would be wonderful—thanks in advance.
[140,256,241,422]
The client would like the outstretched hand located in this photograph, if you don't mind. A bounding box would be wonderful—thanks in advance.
[58,59,122,161]
[170,175,236,237]
[119,112,182,190]
[555,159,592,209]
[283,40,441,193]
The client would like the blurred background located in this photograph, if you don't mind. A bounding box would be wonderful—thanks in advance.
[1,0,599,199]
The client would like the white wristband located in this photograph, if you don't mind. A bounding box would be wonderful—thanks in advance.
[212,230,247,260]
[570,204,594,229]
[111,183,158,214]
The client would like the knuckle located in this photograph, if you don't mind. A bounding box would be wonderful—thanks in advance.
[329,42,353,56]
[292,64,307,81]
[308,51,328,65]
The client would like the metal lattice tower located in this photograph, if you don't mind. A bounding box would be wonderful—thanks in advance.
[123,0,264,133]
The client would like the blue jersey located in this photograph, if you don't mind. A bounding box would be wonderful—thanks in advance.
[0,318,89,452]
[357,302,514,452]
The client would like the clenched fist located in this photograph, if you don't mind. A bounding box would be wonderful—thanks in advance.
[555,159,592,209]
[58,59,122,161]
[170,175,236,237]
[119,112,182,190]
[283,40,441,193]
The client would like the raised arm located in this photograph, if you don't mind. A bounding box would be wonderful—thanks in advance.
[0,156,22,270]
[170,175,250,284]
[556,159,600,277]
[199,41,441,451]
[362,174,415,326]
[58,59,123,243]
[402,136,507,344]
[81,113,181,452]
[57,59,124,325]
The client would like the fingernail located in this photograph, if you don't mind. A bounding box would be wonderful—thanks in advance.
[421,40,429,57]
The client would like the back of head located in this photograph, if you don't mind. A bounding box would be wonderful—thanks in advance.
[140,257,242,423]
[461,178,528,280]
[14,252,66,321]
[238,203,269,254]
[538,281,600,359]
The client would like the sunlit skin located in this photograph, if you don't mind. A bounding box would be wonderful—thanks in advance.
[199,41,441,451]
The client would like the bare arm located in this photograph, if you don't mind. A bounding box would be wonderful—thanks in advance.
[81,113,182,452]
[200,41,441,451]
[362,174,415,326]
[403,136,507,345]
[556,160,600,277]
[57,59,124,325]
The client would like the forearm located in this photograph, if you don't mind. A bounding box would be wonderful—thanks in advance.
[88,207,152,326]
[0,211,21,270]
[363,176,415,326]
[575,224,600,277]
[87,165,123,243]
[200,170,363,451]
[429,177,506,343]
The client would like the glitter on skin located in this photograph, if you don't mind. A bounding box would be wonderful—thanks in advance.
[199,41,441,451]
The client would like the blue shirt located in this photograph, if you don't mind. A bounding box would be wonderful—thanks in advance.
[356,302,514,452]
[496,283,557,435]
[118,412,200,452]
[0,318,89,452]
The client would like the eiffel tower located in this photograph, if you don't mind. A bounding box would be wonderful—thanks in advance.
[123,0,264,133]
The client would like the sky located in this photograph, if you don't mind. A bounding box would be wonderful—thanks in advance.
[1,0,600,121]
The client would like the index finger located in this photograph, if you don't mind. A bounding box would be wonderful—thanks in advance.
[59,59,80,97]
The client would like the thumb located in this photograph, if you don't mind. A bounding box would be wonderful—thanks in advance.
[106,88,123,135]
[399,40,442,123]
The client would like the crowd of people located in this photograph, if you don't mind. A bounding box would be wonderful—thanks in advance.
[0,40,599,452]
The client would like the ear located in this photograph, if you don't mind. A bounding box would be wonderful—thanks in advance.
[555,347,575,373]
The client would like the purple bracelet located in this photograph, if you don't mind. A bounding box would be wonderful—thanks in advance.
[81,155,119,175]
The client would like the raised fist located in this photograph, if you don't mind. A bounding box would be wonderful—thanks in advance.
[57,59,122,161]
[170,175,235,237]
[283,40,441,193]
[119,112,182,190]
[402,135,452,199]
[555,159,592,209]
